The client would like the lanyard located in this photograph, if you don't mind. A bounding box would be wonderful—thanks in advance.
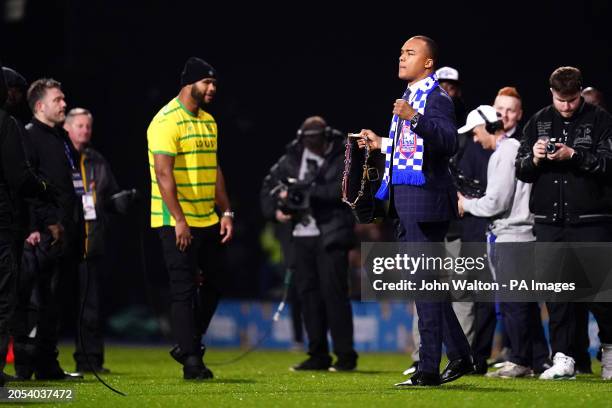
[64,140,85,195]
[63,140,77,170]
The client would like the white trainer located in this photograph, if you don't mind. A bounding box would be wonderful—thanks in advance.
[486,362,534,378]
[602,344,612,380]
[539,352,576,380]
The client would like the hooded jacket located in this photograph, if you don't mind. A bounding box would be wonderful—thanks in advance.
[260,133,355,250]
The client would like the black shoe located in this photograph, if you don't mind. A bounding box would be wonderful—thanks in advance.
[183,356,213,380]
[170,344,206,364]
[440,357,474,384]
[183,364,214,380]
[14,368,33,381]
[35,368,84,380]
[76,365,111,374]
[395,370,441,387]
[290,357,331,371]
[1,372,15,383]
[402,361,419,375]
[575,366,593,375]
[169,344,213,379]
[472,359,488,375]
[13,340,36,380]
[329,359,357,372]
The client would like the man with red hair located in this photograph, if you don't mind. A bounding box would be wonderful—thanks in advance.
[494,87,523,139]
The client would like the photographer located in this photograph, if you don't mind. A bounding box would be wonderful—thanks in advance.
[516,66,612,381]
[457,105,547,378]
[260,116,357,372]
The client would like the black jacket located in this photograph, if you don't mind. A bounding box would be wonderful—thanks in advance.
[78,146,120,257]
[25,118,81,236]
[411,87,458,189]
[392,86,459,222]
[0,109,49,236]
[516,100,612,224]
[260,135,355,250]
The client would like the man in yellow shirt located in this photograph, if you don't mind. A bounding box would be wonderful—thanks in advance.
[147,57,233,380]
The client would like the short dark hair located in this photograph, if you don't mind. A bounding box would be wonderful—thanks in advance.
[411,35,439,69]
[549,67,582,95]
[27,78,62,112]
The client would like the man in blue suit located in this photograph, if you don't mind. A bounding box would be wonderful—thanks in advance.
[359,35,473,386]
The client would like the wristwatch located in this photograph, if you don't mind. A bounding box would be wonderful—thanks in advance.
[222,210,235,219]
[410,113,421,128]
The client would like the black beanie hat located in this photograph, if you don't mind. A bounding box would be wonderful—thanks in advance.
[180,57,217,87]
[0,61,6,107]
[2,67,27,89]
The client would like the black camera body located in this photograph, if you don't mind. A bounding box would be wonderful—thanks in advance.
[449,162,485,198]
[277,178,311,216]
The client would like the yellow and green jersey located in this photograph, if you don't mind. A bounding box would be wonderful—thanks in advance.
[147,98,219,228]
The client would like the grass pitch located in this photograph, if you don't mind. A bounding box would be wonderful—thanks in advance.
[3,345,611,407]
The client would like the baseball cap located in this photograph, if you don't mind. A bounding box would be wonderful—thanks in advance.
[458,105,501,134]
[436,66,459,82]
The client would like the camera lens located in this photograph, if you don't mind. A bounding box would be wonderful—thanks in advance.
[546,142,556,154]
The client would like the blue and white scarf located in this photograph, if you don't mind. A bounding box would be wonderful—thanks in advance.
[375,74,439,200]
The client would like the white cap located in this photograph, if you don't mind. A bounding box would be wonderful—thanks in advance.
[458,105,501,134]
[436,66,459,82]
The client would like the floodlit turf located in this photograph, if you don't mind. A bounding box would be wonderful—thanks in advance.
[3,345,611,407]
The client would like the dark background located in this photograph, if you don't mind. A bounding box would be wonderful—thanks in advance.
[1,0,610,321]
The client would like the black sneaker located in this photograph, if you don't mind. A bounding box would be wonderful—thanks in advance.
[35,368,83,380]
[183,364,214,380]
[472,359,488,375]
[76,365,111,374]
[183,356,213,380]
[290,357,331,371]
[329,359,357,372]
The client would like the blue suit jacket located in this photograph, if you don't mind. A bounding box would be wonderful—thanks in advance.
[392,86,459,222]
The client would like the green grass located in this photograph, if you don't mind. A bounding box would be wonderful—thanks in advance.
[3,345,611,407]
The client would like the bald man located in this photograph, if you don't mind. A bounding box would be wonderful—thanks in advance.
[582,87,607,110]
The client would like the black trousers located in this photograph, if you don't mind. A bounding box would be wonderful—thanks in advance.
[492,242,550,369]
[396,218,471,374]
[534,223,612,356]
[293,236,356,362]
[287,277,304,343]
[73,257,106,368]
[0,232,17,373]
[12,233,80,372]
[501,302,549,368]
[471,302,496,365]
[158,226,222,357]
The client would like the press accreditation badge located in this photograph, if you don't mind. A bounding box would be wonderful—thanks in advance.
[82,193,97,221]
